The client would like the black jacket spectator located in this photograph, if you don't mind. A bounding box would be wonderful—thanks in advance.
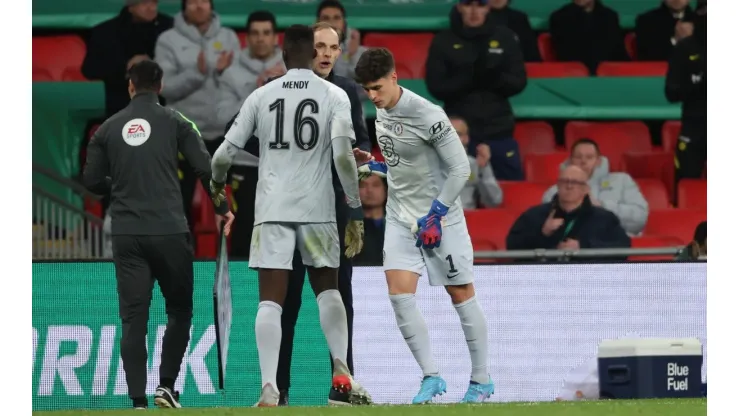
[82,7,173,116]
[636,1,695,61]
[426,7,527,141]
[665,19,706,124]
[489,1,541,62]
[352,218,385,266]
[506,195,631,252]
[549,0,628,73]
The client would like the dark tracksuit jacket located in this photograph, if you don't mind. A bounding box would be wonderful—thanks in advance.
[635,3,695,61]
[488,2,541,62]
[425,7,527,141]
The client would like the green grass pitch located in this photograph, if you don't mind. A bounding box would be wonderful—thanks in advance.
[32,399,707,416]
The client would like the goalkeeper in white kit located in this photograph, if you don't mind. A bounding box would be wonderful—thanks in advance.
[211,25,370,407]
[354,47,494,403]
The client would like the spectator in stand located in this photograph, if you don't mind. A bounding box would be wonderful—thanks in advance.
[352,175,387,266]
[488,0,541,62]
[217,11,284,129]
[82,0,173,117]
[155,0,240,229]
[426,0,527,180]
[155,0,240,152]
[541,139,648,236]
[450,116,503,209]
[507,165,631,254]
[549,0,628,74]
[317,1,368,100]
[665,0,706,181]
[636,0,695,61]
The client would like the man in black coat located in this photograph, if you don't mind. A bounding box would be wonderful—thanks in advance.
[506,165,631,258]
[636,0,695,61]
[665,1,707,181]
[549,0,628,74]
[488,0,541,62]
[426,0,528,180]
[82,0,173,117]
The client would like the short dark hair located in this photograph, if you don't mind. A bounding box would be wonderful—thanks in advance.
[246,10,277,32]
[127,60,163,92]
[354,47,395,84]
[282,24,316,68]
[571,138,600,155]
[316,0,346,19]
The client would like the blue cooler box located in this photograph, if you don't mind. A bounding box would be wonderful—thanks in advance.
[597,338,703,399]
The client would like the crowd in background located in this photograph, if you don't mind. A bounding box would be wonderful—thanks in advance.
[81,0,708,263]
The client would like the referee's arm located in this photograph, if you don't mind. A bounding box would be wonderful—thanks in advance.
[82,129,112,195]
[175,115,229,215]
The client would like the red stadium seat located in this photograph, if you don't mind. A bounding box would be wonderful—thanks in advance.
[628,235,684,261]
[677,179,707,210]
[596,62,669,77]
[498,181,550,212]
[524,152,568,184]
[538,33,556,62]
[514,121,558,161]
[634,178,671,210]
[622,152,675,198]
[525,62,589,78]
[236,32,248,48]
[625,32,637,60]
[464,209,520,252]
[32,35,87,81]
[644,209,706,242]
[61,67,87,81]
[471,238,497,264]
[662,120,681,153]
[565,121,652,171]
[362,33,434,79]
[32,67,54,81]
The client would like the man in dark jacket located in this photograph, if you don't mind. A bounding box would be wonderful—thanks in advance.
[665,1,706,181]
[426,0,527,181]
[82,60,232,409]
[489,0,540,62]
[549,0,628,74]
[636,0,695,61]
[506,165,630,258]
[82,0,173,117]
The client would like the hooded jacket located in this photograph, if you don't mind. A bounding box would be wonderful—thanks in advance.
[217,46,284,128]
[154,12,240,139]
[425,6,527,141]
[541,157,649,235]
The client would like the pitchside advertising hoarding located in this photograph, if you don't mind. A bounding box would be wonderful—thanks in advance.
[32,262,706,410]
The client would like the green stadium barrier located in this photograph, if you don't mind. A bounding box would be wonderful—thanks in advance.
[32,0,702,31]
[32,261,328,411]
[31,78,679,187]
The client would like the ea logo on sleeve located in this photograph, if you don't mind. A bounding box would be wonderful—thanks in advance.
[121,118,151,146]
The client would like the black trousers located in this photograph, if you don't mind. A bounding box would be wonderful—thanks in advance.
[112,233,195,399]
[675,118,707,181]
[276,203,354,392]
[229,165,259,259]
